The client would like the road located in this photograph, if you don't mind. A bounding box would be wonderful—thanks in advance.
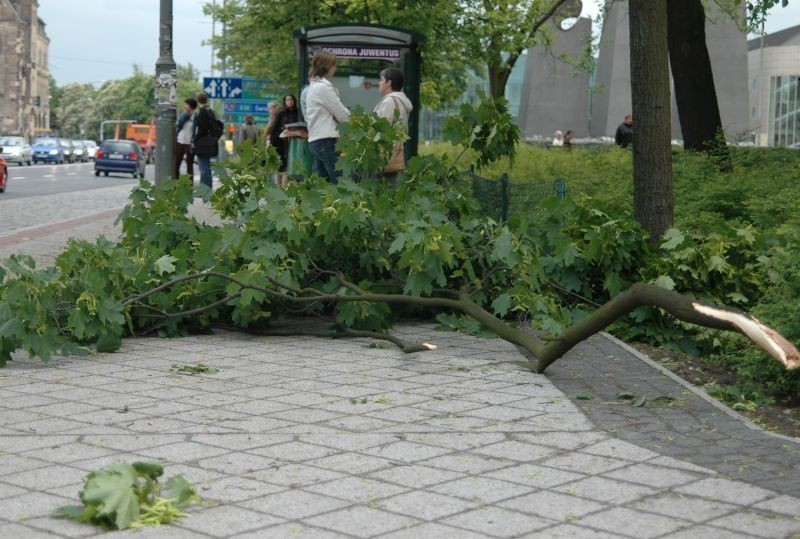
[0,160,153,200]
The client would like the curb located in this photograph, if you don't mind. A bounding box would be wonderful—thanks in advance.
[602,332,800,445]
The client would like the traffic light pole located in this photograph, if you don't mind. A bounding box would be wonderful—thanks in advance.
[154,0,177,185]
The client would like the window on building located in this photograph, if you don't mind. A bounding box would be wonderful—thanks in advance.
[769,75,800,147]
[752,78,758,91]
[752,106,757,119]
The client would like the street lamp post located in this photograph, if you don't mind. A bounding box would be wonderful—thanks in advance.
[154,0,177,185]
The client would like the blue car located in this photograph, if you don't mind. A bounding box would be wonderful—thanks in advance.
[32,138,66,164]
[94,139,146,178]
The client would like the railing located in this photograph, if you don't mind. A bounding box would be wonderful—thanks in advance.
[462,166,567,223]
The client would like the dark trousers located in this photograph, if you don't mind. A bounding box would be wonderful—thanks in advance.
[309,138,341,184]
[174,142,194,180]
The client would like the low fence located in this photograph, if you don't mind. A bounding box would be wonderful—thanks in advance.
[462,167,567,223]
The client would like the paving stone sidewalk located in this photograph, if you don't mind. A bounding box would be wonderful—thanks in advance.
[1,188,799,538]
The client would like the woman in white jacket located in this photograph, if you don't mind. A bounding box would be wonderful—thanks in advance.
[373,68,413,186]
[304,51,350,184]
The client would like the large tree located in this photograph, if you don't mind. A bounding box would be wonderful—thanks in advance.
[204,0,583,107]
[55,84,96,139]
[629,0,673,243]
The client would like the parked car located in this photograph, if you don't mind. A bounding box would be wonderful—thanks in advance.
[83,140,99,160]
[31,138,65,164]
[0,136,32,166]
[59,138,74,163]
[95,139,146,178]
[71,140,89,162]
[0,153,7,192]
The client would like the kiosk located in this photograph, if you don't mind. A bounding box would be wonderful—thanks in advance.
[293,24,424,159]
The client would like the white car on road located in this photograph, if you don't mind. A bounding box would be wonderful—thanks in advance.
[0,136,32,166]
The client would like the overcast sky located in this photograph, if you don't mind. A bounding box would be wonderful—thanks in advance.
[38,0,800,86]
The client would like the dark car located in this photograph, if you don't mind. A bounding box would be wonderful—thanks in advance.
[71,140,89,162]
[95,139,146,178]
[31,138,66,164]
[59,139,74,163]
[0,152,7,192]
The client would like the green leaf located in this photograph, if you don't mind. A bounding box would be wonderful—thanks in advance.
[164,475,201,507]
[79,464,140,530]
[154,255,178,276]
[491,293,513,316]
[660,229,685,250]
[653,275,676,290]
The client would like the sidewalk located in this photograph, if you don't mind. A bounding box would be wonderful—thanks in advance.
[1,187,799,538]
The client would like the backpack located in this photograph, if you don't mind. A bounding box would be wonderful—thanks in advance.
[209,113,224,140]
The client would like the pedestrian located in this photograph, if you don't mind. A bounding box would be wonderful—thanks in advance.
[274,94,300,187]
[305,51,350,184]
[174,97,197,181]
[552,130,564,147]
[373,68,412,187]
[264,100,282,182]
[241,115,259,146]
[615,114,634,148]
[564,130,575,148]
[192,92,218,189]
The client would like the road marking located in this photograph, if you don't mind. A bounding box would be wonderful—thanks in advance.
[67,173,77,176]
[43,174,55,178]
[15,177,26,179]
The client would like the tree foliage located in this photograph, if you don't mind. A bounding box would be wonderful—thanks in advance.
[49,64,203,141]
[204,0,585,106]
[0,97,796,378]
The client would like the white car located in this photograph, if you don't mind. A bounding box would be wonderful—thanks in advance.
[0,136,32,166]
[83,140,99,160]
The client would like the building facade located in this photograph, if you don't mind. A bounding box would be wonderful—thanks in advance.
[748,25,800,147]
[0,0,50,139]
[516,18,593,139]
[591,0,749,141]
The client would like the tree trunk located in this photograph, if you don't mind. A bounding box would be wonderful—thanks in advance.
[628,0,674,245]
[667,0,731,169]
[488,64,512,100]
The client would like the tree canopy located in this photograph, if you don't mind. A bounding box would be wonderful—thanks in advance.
[204,0,585,107]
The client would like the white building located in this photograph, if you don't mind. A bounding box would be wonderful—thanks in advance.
[748,25,800,147]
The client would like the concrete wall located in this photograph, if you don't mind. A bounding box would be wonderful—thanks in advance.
[591,0,748,141]
[517,18,592,138]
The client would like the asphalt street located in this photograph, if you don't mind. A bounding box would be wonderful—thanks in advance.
[0,160,151,200]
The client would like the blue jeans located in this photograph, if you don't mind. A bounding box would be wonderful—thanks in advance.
[196,155,212,188]
[309,138,341,184]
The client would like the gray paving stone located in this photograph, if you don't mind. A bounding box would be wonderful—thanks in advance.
[0,522,60,539]
[367,464,465,489]
[529,523,633,538]
[499,489,607,521]
[307,452,395,475]
[573,507,689,538]
[2,465,87,490]
[379,522,489,539]
[429,475,534,503]
[707,510,800,538]
[198,451,281,475]
[250,463,346,487]
[674,477,774,505]
[421,453,514,474]
[305,505,420,538]
[752,494,800,516]
[603,462,702,488]
[238,488,350,520]
[656,524,755,539]
[472,440,559,462]
[305,476,409,504]
[484,463,587,489]
[554,476,658,505]
[232,522,348,538]
[441,506,554,537]
[178,504,285,537]
[631,492,738,523]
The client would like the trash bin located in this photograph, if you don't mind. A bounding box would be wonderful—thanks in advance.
[281,122,311,179]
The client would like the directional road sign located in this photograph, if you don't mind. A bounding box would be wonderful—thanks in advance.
[202,77,243,99]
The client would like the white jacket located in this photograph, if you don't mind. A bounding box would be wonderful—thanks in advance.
[305,77,350,142]
[373,91,413,131]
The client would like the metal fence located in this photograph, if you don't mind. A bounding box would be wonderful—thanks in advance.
[462,167,567,223]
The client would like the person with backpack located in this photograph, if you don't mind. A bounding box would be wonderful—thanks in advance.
[192,92,223,189]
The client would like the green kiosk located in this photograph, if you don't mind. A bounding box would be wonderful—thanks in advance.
[289,24,424,177]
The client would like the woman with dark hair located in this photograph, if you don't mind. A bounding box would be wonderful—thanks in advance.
[275,94,299,187]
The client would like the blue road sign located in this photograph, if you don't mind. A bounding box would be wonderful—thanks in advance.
[223,99,274,115]
[202,77,243,99]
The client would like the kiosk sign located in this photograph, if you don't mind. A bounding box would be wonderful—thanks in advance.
[310,46,400,61]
